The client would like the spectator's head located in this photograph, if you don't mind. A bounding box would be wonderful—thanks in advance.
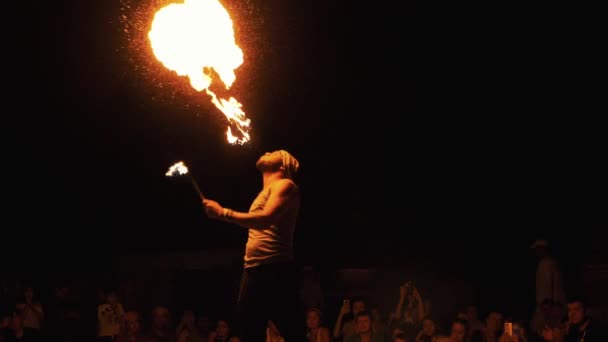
[550,302,564,323]
[104,288,119,305]
[485,311,503,333]
[216,319,231,338]
[197,315,211,333]
[450,319,468,342]
[151,306,170,330]
[540,298,554,315]
[422,317,436,336]
[512,321,527,340]
[391,327,405,339]
[228,337,241,342]
[23,287,35,303]
[54,285,70,300]
[1,311,11,328]
[394,332,410,342]
[306,308,322,329]
[125,311,142,336]
[466,305,479,321]
[180,310,195,327]
[567,298,587,325]
[355,310,372,334]
[351,298,366,315]
[435,335,451,342]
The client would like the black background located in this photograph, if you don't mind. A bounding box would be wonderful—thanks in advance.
[4,0,605,279]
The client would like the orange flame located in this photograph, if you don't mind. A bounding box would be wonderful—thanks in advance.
[149,0,250,144]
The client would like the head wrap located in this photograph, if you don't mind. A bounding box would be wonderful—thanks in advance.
[278,150,299,179]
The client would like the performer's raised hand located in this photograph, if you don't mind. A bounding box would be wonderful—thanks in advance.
[202,199,223,219]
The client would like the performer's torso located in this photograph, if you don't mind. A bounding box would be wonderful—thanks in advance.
[244,184,299,268]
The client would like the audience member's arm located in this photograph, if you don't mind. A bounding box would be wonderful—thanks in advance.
[117,304,126,328]
[394,285,407,320]
[333,300,350,338]
[413,287,425,323]
[416,330,424,342]
[176,320,187,336]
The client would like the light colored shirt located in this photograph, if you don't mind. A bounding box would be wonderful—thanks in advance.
[98,303,125,337]
[244,183,299,268]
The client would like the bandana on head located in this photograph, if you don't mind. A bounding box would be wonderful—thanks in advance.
[278,150,299,179]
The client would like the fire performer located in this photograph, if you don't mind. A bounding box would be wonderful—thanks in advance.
[202,150,302,341]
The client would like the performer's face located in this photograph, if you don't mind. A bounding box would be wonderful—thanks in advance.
[256,151,282,171]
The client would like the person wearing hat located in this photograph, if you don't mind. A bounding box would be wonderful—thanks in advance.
[202,150,303,342]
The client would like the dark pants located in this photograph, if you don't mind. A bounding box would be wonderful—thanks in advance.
[236,262,304,342]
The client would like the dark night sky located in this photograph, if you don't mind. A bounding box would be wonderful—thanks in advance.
[5,0,606,272]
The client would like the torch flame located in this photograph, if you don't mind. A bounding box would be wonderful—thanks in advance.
[149,0,250,144]
[166,161,189,176]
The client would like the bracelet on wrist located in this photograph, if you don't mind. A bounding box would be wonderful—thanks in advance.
[222,208,233,220]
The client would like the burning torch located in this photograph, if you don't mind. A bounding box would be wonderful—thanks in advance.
[165,161,205,200]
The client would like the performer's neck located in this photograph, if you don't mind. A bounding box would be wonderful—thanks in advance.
[262,172,285,188]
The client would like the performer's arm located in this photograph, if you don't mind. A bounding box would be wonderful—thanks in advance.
[203,179,297,229]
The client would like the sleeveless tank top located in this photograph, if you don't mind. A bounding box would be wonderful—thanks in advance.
[244,181,299,268]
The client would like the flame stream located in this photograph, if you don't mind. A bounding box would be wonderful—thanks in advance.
[205,89,251,144]
[149,0,250,144]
